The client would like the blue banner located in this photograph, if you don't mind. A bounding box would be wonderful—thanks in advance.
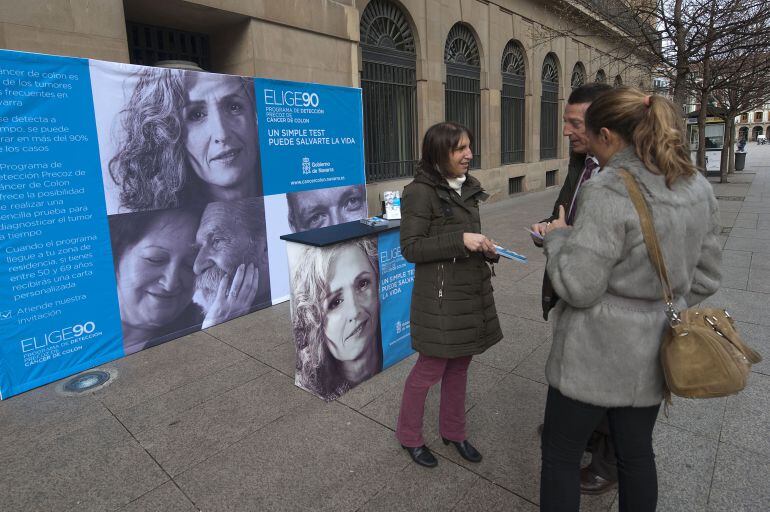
[255,78,365,195]
[0,50,122,399]
[377,230,415,369]
[0,49,369,399]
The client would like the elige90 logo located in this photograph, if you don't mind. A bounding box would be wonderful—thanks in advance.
[264,89,320,108]
[21,321,96,352]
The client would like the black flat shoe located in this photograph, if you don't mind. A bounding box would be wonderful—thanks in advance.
[402,444,438,468]
[442,438,482,463]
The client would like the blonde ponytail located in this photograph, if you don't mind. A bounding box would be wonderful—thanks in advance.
[585,87,696,187]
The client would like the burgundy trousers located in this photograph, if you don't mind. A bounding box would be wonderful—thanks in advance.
[395,353,473,447]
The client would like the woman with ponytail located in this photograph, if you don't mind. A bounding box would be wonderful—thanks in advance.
[538,87,722,511]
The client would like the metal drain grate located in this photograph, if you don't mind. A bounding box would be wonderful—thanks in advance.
[715,196,745,201]
[720,227,732,235]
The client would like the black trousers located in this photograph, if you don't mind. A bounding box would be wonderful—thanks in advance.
[540,387,660,512]
[586,414,618,480]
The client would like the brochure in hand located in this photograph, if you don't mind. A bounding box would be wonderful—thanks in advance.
[494,244,528,263]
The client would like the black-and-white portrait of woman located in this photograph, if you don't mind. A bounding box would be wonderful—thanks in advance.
[109,208,204,354]
[92,63,262,214]
[289,237,382,400]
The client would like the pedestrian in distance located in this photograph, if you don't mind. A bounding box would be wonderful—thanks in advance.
[395,122,503,468]
[539,87,721,512]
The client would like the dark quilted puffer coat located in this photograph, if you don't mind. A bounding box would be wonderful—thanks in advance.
[400,170,503,358]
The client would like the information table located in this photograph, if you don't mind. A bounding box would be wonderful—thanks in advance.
[281,220,415,400]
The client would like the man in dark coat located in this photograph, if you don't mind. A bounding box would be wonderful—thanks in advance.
[530,82,618,495]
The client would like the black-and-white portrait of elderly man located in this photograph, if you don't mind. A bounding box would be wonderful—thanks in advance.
[193,197,271,327]
[286,184,367,233]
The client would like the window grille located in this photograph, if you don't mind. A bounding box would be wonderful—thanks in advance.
[571,63,586,90]
[501,41,526,164]
[595,69,607,84]
[546,170,557,187]
[445,23,481,169]
[126,22,209,69]
[360,0,418,182]
[540,53,560,160]
[508,176,523,194]
[614,75,623,87]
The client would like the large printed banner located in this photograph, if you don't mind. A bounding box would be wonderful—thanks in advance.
[286,231,414,401]
[0,49,368,399]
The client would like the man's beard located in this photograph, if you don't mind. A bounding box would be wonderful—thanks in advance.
[193,258,261,314]
[194,266,228,314]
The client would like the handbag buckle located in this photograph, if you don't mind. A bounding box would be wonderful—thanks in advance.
[665,303,681,327]
[705,315,726,338]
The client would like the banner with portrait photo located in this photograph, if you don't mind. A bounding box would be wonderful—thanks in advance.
[286,231,414,401]
[0,48,368,399]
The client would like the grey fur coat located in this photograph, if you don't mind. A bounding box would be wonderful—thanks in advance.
[543,147,722,407]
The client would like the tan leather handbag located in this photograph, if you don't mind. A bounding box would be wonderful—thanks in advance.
[619,169,762,401]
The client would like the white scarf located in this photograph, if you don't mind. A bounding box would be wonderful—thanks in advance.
[445,175,466,195]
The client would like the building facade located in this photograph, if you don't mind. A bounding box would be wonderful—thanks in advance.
[0,0,649,209]
[736,106,770,141]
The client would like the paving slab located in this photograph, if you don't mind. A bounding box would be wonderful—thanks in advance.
[474,314,550,372]
[135,369,317,476]
[174,401,406,512]
[702,288,770,327]
[357,457,481,512]
[0,417,167,512]
[258,339,300,378]
[728,227,770,240]
[337,352,417,411]
[721,249,752,268]
[114,357,271,435]
[652,423,718,512]
[720,372,770,456]
[91,330,249,412]
[656,395,726,440]
[512,340,551,385]
[749,251,770,270]
[748,266,770,293]
[452,479,539,511]
[736,321,770,376]
[707,441,770,512]
[719,264,749,290]
[204,301,294,358]
[0,384,111,464]
[117,482,197,512]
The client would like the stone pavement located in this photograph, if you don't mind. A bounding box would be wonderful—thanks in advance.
[1,147,769,512]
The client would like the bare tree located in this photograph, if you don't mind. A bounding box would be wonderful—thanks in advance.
[711,54,770,182]
[540,0,770,173]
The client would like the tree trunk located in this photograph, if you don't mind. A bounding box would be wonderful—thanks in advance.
[720,117,734,183]
[697,89,708,172]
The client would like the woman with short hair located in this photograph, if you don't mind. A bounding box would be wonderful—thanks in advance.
[540,87,722,511]
[395,122,503,468]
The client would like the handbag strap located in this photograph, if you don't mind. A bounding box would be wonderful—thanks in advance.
[617,169,680,325]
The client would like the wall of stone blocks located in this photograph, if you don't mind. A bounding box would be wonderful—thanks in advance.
[0,0,650,212]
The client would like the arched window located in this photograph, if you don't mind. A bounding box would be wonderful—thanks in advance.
[752,126,764,140]
[540,53,560,160]
[445,23,481,168]
[595,69,607,84]
[614,75,623,87]
[501,41,526,164]
[571,62,586,90]
[360,0,417,181]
